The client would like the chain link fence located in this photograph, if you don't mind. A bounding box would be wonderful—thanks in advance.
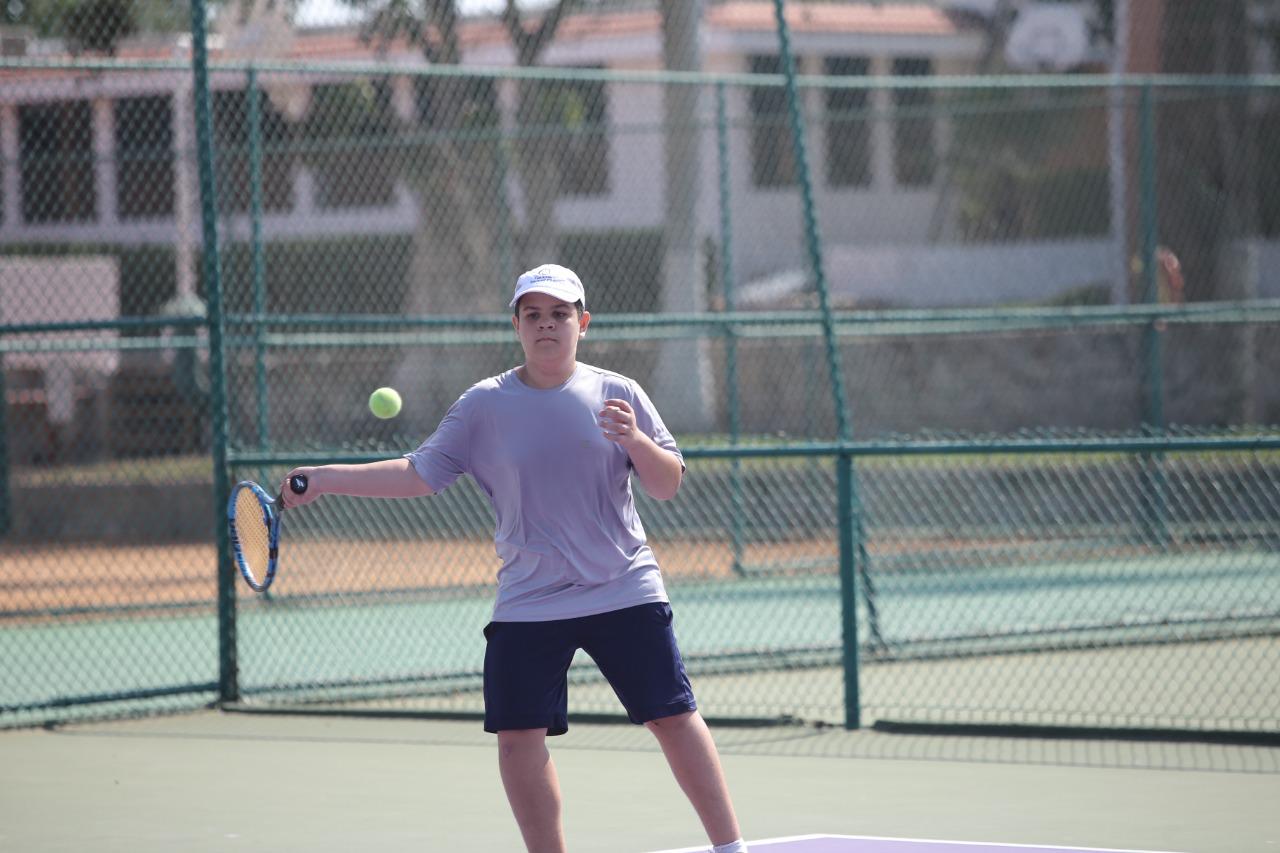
[2,2,1279,737]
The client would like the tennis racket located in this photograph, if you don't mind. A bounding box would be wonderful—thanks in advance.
[227,474,308,592]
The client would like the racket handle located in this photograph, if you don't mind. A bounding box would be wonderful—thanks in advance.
[289,474,309,495]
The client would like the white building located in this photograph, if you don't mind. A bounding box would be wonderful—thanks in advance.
[3,3,1046,312]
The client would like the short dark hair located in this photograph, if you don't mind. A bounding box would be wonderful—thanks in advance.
[513,298,585,318]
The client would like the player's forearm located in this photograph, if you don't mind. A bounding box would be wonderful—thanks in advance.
[311,458,434,499]
[626,435,683,501]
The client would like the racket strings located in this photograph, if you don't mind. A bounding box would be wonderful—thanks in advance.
[234,488,273,580]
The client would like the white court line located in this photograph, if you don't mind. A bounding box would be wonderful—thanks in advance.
[644,834,1186,853]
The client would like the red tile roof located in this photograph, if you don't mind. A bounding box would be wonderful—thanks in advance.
[0,3,968,68]
[289,3,966,60]
[709,2,965,36]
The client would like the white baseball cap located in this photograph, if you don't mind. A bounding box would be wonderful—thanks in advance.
[509,264,586,309]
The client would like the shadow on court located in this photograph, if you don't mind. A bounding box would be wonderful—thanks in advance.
[1,711,1277,853]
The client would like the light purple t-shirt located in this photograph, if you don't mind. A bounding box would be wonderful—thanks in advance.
[404,363,683,622]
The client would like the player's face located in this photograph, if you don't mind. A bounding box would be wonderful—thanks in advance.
[513,292,589,364]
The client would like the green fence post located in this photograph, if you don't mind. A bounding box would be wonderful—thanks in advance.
[247,67,270,457]
[1139,82,1164,431]
[1138,81,1169,546]
[838,452,861,729]
[0,354,8,537]
[716,81,746,576]
[769,0,849,441]
[771,0,882,656]
[496,136,515,304]
[189,0,238,704]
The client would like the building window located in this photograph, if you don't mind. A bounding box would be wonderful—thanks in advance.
[19,99,96,224]
[212,87,295,215]
[748,54,796,188]
[304,80,398,210]
[556,74,609,197]
[415,75,501,134]
[892,57,936,187]
[412,74,504,190]
[824,56,871,188]
[518,72,610,197]
[115,95,175,219]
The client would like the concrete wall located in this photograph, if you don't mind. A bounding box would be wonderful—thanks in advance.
[11,482,215,541]
[738,239,1117,308]
[716,323,1280,437]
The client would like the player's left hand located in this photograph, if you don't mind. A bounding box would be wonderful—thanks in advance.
[599,398,642,448]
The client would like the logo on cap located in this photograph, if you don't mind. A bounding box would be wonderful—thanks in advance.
[510,264,585,308]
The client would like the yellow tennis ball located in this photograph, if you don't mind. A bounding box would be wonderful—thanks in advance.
[369,387,402,419]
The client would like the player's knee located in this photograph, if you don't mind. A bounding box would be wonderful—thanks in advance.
[497,728,548,759]
[644,710,696,733]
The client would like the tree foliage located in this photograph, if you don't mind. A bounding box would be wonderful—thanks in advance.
[5,0,191,53]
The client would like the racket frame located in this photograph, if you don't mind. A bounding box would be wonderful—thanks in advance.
[227,480,282,592]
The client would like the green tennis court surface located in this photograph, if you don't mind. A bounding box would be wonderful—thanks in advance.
[4,550,1276,720]
[1,713,1275,852]
[650,837,1183,853]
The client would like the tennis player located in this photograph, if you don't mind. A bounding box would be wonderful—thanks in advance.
[281,264,748,853]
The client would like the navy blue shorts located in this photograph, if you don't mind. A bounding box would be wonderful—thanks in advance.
[482,602,697,736]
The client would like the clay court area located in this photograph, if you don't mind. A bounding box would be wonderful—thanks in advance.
[0,539,836,618]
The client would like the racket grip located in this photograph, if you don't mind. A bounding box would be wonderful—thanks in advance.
[289,474,309,495]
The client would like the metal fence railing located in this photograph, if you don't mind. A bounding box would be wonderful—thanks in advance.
[3,4,1279,738]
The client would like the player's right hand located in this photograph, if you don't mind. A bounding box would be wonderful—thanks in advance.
[279,467,320,509]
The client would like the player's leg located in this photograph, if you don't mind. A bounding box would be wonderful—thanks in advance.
[497,727,565,853]
[483,619,577,853]
[645,709,742,846]
[581,602,744,847]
